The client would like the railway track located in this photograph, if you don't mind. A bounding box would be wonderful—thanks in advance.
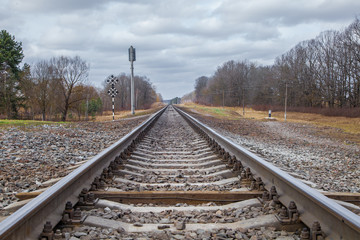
[0,105,360,239]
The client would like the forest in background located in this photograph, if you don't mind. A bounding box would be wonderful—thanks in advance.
[0,30,160,121]
[185,17,360,117]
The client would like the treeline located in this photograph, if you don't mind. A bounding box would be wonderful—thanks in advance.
[101,74,159,112]
[0,30,159,121]
[192,17,360,116]
[22,56,92,121]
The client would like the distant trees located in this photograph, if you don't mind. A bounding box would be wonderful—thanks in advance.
[181,91,195,103]
[0,29,159,121]
[156,93,163,103]
[273,19,360,109]
[87,97,102,118]
[169,97,181,104]
[194,60,258,107]
[191,17,360,114]
[22,61,158,121]
[101,73,158,112]
[194,76,209,104]
[71,85,100,120]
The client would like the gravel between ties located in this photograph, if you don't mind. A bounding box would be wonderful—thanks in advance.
[0,118,147,211]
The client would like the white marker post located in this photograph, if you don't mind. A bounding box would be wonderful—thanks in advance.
[112,96,115,120]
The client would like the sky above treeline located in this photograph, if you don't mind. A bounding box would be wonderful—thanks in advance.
[1,0,359,99]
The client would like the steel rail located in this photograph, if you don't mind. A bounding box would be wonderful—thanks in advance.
[0,106,167,240]
[174,106,360,239]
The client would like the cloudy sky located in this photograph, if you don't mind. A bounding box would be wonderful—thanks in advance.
[1,0,359,99]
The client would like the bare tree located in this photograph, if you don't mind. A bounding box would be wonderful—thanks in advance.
[194,76,209,104]
[30,60,53,120]
[343,17,360,107]
[51,56,89,121]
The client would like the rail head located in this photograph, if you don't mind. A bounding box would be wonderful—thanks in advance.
[0,106,167,240]
[174,106,360,239]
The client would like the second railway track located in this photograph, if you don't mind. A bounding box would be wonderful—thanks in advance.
[0,105,360,239]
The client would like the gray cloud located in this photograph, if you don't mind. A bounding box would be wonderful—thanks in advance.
[215,0,360,26]
[8,0,104,13]
[1,0,359,99]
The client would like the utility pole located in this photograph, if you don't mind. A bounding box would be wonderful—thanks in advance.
[284,81,288,121]
[129,46,136,115]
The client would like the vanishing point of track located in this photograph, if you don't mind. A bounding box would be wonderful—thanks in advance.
[0,105,359,239]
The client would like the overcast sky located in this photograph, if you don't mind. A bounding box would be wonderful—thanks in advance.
[1,0,359,99]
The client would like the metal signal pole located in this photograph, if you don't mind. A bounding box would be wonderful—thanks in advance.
[129,46,136,115]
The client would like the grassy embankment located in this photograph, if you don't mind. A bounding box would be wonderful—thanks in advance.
[0,103,166,127]
[179,102,360,136]
[0,119,67,129]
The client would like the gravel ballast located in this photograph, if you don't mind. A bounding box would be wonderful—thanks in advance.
[181,110,360,193]
[0,118,147,212]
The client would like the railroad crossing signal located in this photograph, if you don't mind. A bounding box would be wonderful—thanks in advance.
[106,74,119,85]
[107,88,118,98]
[106,74,119,121]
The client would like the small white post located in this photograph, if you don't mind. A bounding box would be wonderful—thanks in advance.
[112,96,115,121]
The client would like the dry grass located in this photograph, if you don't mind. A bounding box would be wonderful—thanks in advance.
[178,103,241,120]
[95,102,166,122]
[269,111,360,135]
[179,102,360,135]
[237,108,360,135]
